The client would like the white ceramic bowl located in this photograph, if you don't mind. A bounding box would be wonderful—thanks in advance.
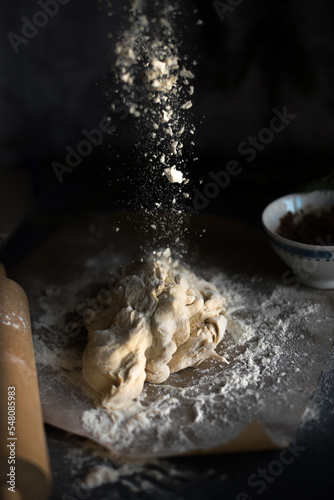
[262,191,334,289]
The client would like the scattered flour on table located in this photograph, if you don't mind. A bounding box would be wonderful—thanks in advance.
[58,436,221,494]
[80,269,322,455]
[299,336,334,427]
[51,431,216,494]
[30,247,329,457]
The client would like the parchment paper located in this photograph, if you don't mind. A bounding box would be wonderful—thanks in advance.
[10,212,334,458]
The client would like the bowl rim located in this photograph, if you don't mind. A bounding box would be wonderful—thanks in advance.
[261,191,334,251]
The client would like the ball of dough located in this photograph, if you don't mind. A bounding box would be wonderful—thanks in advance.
[82,250,228,409]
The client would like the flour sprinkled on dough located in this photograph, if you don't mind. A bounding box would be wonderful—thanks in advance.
[82,249,228,409]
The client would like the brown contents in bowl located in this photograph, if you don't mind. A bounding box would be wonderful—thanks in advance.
[276,206,334,245]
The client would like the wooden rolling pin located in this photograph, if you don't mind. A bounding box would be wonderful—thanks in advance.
[0,264,51,500]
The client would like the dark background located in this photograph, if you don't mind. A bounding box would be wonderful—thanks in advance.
[1,2,334,499]
[1,0,334,252]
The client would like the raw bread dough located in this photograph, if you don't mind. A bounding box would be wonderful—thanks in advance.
[82,250,228,409]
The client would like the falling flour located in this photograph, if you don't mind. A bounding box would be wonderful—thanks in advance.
[105,0,200,250]
[113,0,196,184]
